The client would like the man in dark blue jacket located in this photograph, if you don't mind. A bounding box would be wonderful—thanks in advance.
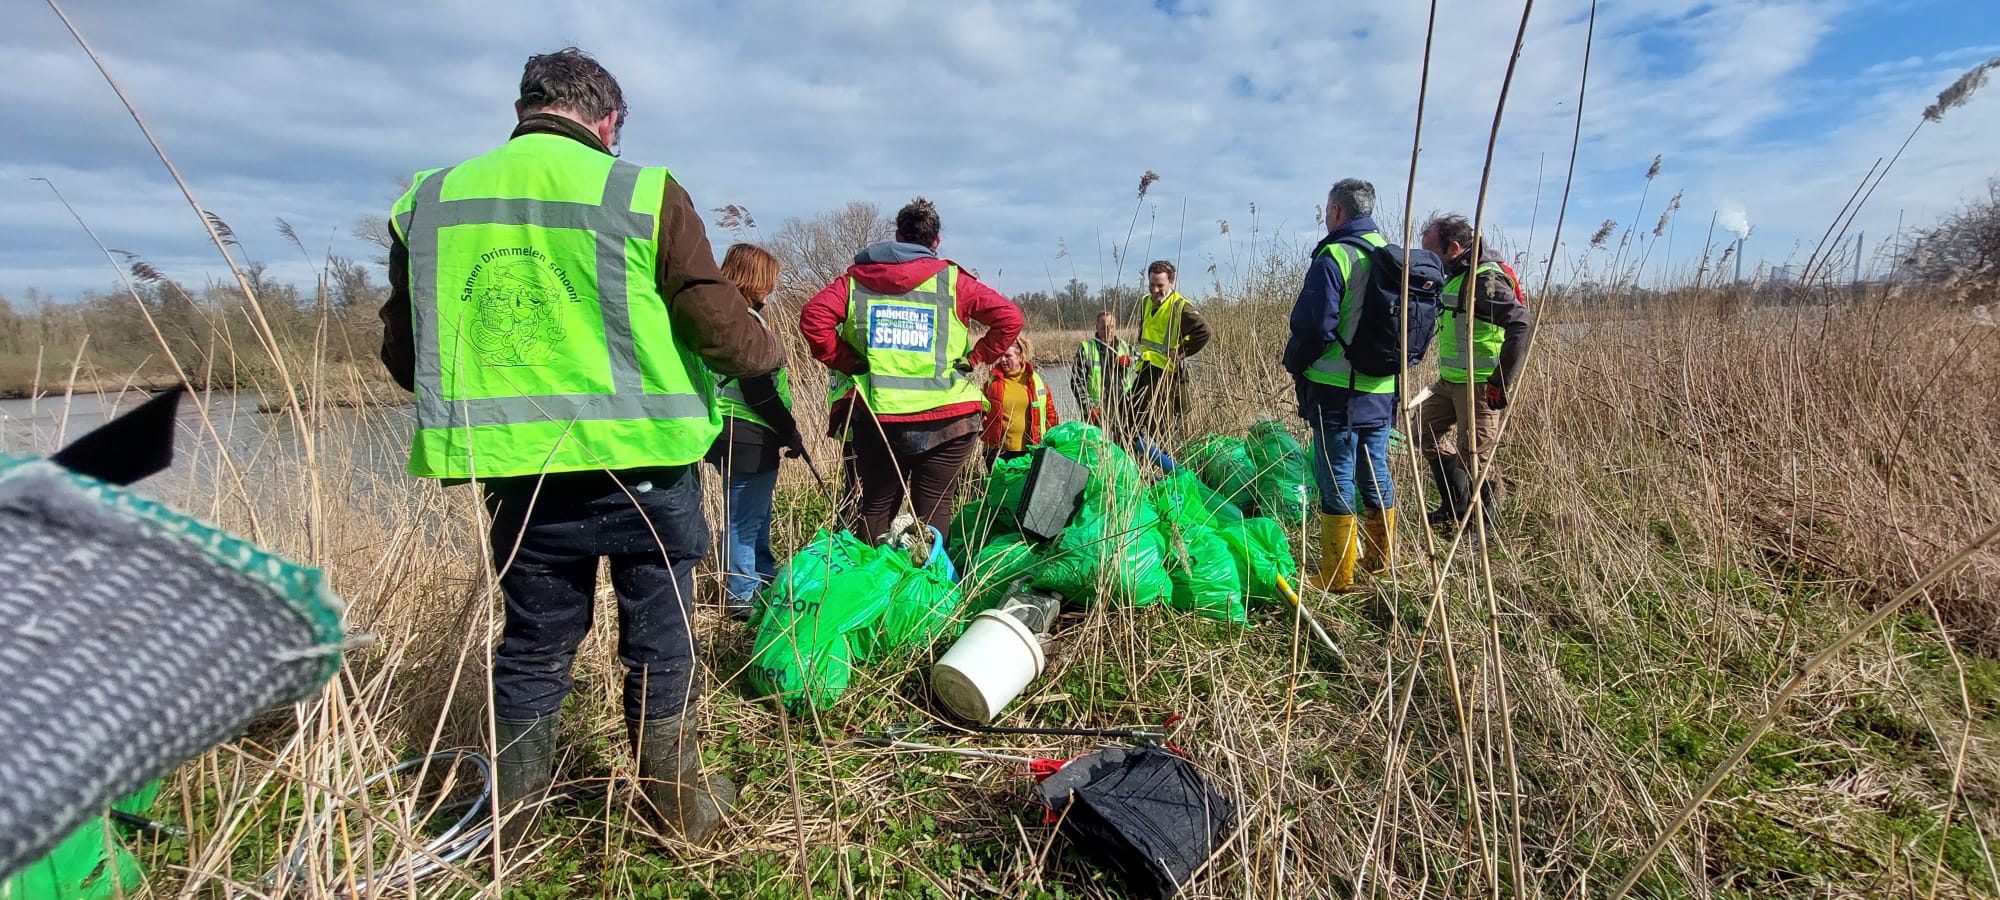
[1282,179,1401,592]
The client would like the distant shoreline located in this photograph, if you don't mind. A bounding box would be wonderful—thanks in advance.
[0,374,191,402]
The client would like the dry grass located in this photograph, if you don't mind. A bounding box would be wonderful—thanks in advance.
[5,279,1987,899]
[22,3,2000,894]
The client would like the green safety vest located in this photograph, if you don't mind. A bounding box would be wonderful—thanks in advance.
[1136,292,1189,371]
[713,308,793,430]
[825,370,854,441]
[1303,232,1397,395]
[840,266,981,415]
[1076,337,1131,403]
[390,132,718,479]
[1439,262,1519,384]
[716,369,793,430]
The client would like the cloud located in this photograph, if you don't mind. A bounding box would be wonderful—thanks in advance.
[0,0,1994,302]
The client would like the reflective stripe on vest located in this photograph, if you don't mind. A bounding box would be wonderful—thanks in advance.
[1026,370,1050,442]
[1137,292,1188,370]
[1439,261,1516,383]
[1077,339,1102,400]
[841,267,980,415]
[716,368,793,430]
[1304,232,1397,394]
[1077,337,1129,402]
[392,135,716,478]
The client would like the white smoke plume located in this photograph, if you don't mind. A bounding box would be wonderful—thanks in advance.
[1719,204,1752,240]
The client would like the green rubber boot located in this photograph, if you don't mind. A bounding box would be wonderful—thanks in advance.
[631,716,737,844]
[493,715,557,850]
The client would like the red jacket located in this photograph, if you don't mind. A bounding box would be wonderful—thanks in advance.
[980,364,1060,448]
[799,251,1023,423]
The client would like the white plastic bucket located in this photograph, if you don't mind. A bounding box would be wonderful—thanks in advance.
[932,609,1047,723]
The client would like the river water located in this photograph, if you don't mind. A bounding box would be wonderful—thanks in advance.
[0,388,413,508]
[0,364,1080,497]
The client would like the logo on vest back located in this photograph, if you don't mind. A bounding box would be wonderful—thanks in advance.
[868,306,935,353]
[461,248,579,366]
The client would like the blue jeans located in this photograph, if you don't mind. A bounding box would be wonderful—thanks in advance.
[482,465,708,726]
[1310,418,1394,516]
[722,467,779,607]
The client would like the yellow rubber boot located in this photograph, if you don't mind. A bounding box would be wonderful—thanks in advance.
[1360,507,1396,577]
[1308,513,1359,593]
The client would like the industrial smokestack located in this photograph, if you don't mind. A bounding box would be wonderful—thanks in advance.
[1734,236,1745,283]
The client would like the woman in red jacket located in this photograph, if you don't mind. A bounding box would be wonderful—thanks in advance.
[980,337,1059,467]
[797,199,1023,542]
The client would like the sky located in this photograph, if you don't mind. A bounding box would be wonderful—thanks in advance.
[2,0,1996,301]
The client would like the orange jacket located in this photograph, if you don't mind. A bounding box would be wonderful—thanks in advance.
[980,364,1059,449]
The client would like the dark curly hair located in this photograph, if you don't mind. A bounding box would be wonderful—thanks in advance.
[896,197,941,246]
[519,47,627,126]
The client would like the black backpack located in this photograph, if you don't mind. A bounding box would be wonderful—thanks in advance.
[1032,744,1235,899]
[1326,236,1446,378]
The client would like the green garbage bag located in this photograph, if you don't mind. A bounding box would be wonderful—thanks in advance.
[749,530,963,712]
[749,531,883,712]
[1184,435,1259,511]
[2,781,159,900]
[1034,501,1171,607]
[1150,470,1245,532]
[949,455,1034,562]
[1021,422,1170,606]
[1215,517,1300,605]
[1163,525,1248,624]
[871,553,964,656]
[962,536,1042,613]
[1247,420,1314,523]
[1042,422,1143,503]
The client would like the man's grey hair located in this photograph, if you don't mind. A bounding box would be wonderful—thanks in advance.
[1327,179,1376,220]
[519,47,627,125]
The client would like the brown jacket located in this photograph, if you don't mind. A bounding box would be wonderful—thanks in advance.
[379,114,783,391]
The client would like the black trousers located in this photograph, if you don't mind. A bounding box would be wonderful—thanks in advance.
[482,465,708,726]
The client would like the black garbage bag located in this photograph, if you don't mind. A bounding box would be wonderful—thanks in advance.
[1032,745,1235,899]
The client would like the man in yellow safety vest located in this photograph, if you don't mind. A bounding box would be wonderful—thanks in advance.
[379,47,780,848]
[1415,213,1534,533]
[1072,311,1133,434]
[1128,261,1211,447]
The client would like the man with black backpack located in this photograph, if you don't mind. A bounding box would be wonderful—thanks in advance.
[1283,179,1446,592]
[1417,213,1534,533]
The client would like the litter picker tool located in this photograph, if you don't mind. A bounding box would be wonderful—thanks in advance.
[795,443,840,510]
[830,734,1040,767]
[1274,573,1346,668]
[879,719,1178,745]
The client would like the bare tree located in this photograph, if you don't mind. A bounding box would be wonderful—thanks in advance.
[767,201,893,303]
[354,175,415,268]
[1904,180,2000,297]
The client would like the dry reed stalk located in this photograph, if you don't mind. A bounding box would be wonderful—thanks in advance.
[44,0,327,562]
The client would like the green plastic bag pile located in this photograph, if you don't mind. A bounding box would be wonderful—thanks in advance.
[1182,434,1259,511]
[1030,424,1173,608]
[1247,419,1315,523]
[951,423,1303,628]
[948,454,1033,560]
[747,529,963,712]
